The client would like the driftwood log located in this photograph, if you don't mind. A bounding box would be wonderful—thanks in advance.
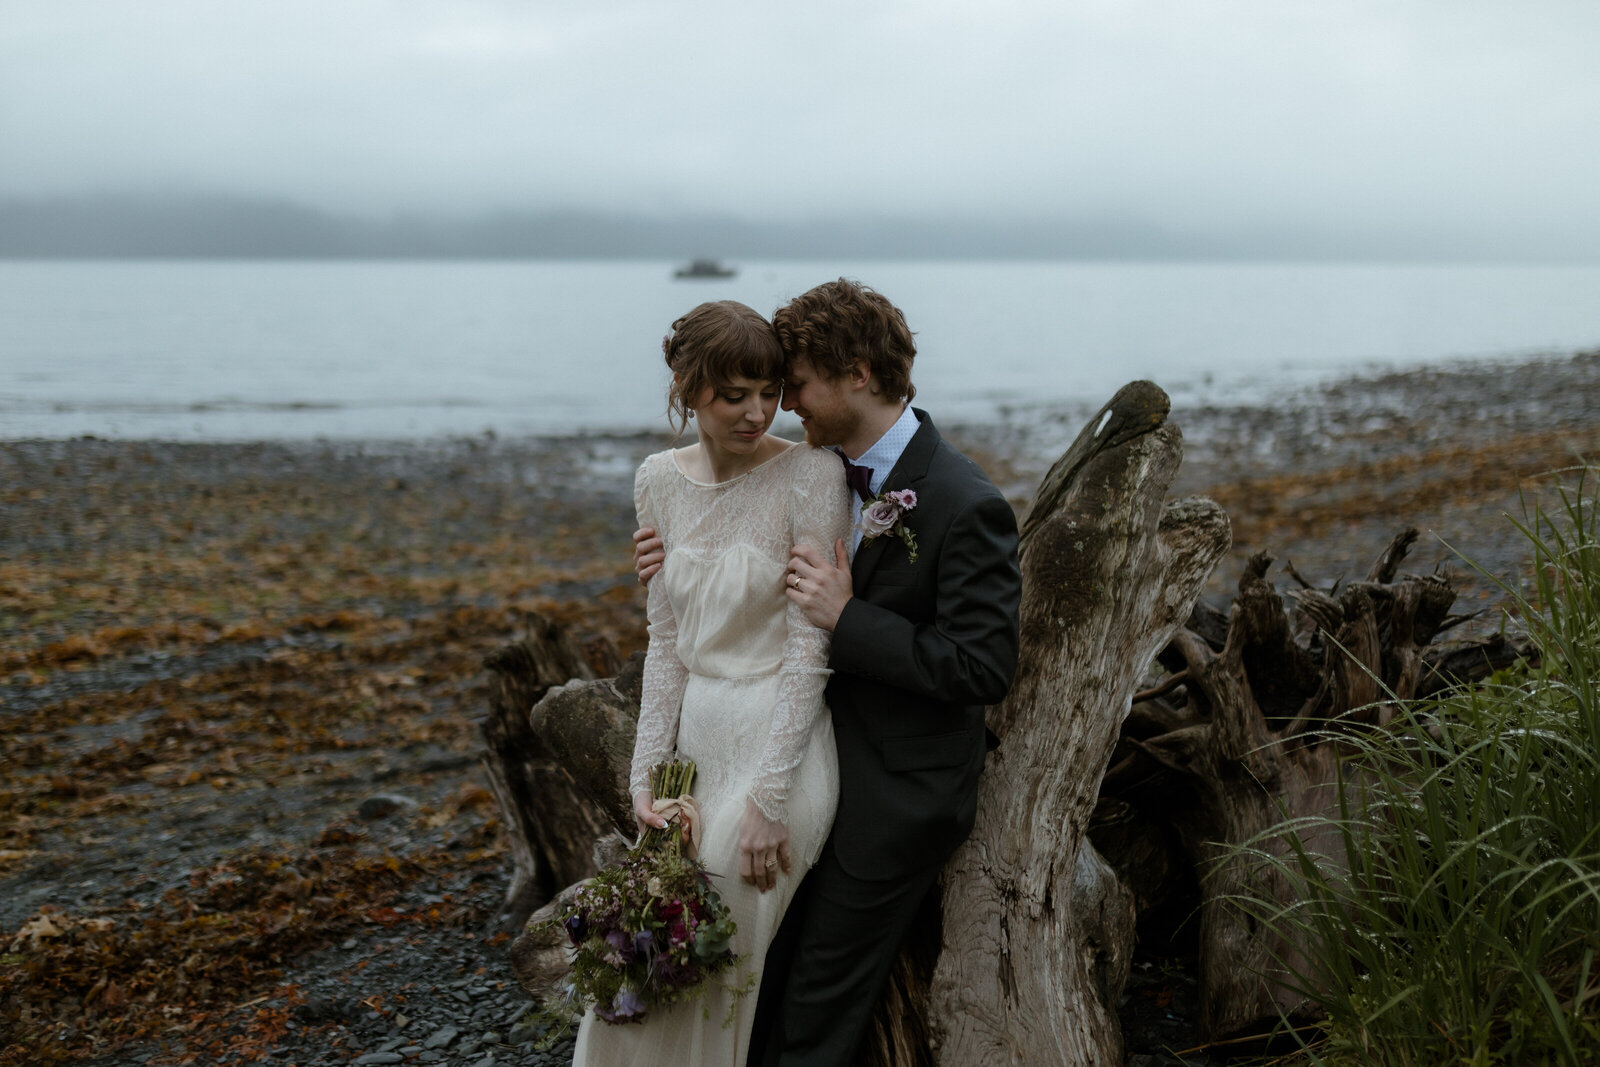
[925,381,1230,1065]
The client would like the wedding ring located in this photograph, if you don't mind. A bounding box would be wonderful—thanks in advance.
[764,859,777,869]
[789,573,799,588]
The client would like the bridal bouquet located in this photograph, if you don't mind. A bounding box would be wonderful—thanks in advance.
[553,760,741,1024]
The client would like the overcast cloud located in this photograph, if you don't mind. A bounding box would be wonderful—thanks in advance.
[2,0,1597,256]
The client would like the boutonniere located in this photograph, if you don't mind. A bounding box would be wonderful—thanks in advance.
[858,489,919,563]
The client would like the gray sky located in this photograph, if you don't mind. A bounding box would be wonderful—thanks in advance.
[3,0,1598,256]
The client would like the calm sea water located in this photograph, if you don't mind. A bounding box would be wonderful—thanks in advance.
[2,259,1598,441]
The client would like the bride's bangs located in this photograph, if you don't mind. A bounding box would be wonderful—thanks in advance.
[721,342,784,391]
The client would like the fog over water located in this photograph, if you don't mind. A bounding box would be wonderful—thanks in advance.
[3,1,1598,261]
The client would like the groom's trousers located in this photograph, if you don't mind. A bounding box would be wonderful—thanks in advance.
[752,840,944,1067]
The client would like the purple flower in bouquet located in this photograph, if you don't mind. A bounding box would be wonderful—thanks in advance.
[615,988,647,1018]
[596,987,647,1023]
[604,928,635,963]
[563,913,587,946]
[633,929,656,959]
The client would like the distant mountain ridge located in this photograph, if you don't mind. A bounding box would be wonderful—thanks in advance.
[0,192,1551,260]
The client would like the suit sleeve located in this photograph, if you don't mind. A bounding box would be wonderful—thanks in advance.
[829,489,1020,706]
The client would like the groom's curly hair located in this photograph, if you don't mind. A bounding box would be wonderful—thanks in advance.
[772,279,917,403]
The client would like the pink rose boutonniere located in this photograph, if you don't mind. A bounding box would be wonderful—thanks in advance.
[858,488,919,563]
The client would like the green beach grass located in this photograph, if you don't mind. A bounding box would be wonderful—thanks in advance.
[1232,465,1600,1065]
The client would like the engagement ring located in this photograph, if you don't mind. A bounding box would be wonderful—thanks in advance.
[764,859,777,869]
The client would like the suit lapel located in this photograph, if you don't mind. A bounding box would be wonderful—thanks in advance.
[851,409,939,590]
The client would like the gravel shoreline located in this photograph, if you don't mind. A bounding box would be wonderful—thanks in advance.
[4,350,1598,1066]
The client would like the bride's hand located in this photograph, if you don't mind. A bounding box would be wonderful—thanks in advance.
[633,790,668,837]
[738,798,792,893]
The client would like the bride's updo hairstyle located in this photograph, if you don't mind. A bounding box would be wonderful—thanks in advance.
[663,300,784,435]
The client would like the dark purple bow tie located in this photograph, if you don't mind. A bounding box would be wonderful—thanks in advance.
[839,453,874,503]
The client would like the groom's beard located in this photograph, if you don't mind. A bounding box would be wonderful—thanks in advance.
[799,409,853,450]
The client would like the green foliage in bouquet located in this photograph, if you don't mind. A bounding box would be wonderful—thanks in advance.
[548,760,745,1026]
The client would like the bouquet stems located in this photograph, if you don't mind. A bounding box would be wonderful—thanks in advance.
[639,759,697,854]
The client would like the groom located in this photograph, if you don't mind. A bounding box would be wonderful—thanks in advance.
[635,279,1022,1065]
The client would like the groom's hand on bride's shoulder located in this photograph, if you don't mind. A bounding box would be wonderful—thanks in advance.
[786,539,853,631]
[633,526,664,586]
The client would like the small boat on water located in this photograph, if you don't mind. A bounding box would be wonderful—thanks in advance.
[673,258,737,279]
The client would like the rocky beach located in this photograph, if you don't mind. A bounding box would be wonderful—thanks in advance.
[3,350,1598,1067]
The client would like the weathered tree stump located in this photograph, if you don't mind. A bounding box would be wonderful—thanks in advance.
[1096,530,1537,1040]
[527,650,647,838]
[504,654,647,995]
[925,381,1231,1065]
[478,615,621,932]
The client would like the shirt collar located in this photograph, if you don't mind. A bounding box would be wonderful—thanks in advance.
[849,404,919,498]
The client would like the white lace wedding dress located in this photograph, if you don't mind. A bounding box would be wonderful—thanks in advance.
[572,441,851,1067]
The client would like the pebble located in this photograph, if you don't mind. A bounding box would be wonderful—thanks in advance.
[423,1024,458,1049]
[358,793,418,820]
[352,1054,403,1066]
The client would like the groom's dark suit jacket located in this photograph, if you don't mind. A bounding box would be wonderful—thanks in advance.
[823,408,1022,880]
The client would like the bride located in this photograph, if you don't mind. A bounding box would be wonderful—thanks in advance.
[571,300,851,1065]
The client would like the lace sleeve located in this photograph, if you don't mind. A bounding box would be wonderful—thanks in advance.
[629,456,688,800]
[747,448,854,821]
